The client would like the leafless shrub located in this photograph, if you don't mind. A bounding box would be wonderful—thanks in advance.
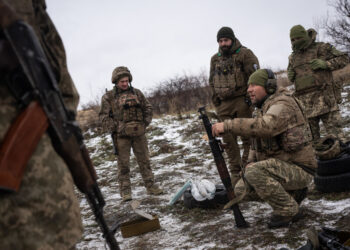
[78,96,101,132]
[147,71,212,116]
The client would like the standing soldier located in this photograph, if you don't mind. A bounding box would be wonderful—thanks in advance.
[287,25,349,145]
[212,69,316,228]
[0,0,82,248]
[209,26,260,187]
[99,66,163,202]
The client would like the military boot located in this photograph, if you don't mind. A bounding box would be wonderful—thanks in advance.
[267,212,302,229]
[147,185,163,195]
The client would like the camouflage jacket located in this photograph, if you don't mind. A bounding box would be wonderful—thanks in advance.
[288,30,349,118]
[0,0,82,248]
[224,88,317,169]
[99,86,153,135]
[209,39,259,100]
[3,0,80,113]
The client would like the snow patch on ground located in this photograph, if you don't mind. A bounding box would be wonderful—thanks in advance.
[77,88,350,249]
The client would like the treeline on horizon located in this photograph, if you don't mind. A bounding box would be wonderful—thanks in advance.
[81,70,288,116]
[80,71,213,117]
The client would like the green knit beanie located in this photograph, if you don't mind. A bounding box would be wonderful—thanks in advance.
[290,25,307,39]
[248,69,268,87]
[217,26,235,42]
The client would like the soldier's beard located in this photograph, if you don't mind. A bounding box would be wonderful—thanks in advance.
[220,45,231,55]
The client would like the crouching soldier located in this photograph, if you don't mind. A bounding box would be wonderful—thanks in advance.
[99,66,163,202]
[212,69,317,228]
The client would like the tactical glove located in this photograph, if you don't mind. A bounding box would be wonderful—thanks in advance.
[310,59,328,70]
[287,68,296,82]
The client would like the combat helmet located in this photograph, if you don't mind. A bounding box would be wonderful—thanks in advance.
[315,135,341,160]
[111,66,133,84]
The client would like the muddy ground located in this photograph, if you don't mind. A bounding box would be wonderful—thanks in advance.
[76,85,350,250]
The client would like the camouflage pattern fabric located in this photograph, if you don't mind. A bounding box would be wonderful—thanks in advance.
[111,66,132,84]
[6,0,80,113]
[209,39,259,101]
[99,86,157,197]
[215,96,252,186]
[209,38,259,186]
[287,28,348,144]
[234,158,312,216]
[308,110,346,144]
[99,87,152,134]
[0,0,82,248]
[224,88,316,217]
[116,135,155,196]
[225,88,317,170]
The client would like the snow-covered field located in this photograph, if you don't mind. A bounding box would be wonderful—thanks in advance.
[76,86,350,250]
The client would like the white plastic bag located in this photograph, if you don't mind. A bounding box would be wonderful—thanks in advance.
[191,179,216,201]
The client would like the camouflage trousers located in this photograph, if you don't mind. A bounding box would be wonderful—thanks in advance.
[308,110,346,144]
[116,134,155,196]
[234,158,313,217]
[216,96,252,187]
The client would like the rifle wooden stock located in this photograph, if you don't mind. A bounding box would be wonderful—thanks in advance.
[0,101,48,192]
[198,106,248,228]
[0,100,96,194]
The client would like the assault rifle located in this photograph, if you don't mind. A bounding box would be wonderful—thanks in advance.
[198,106,248,228]
[0,4,120,250]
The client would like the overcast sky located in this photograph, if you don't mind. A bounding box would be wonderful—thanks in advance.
[46,0,334,107]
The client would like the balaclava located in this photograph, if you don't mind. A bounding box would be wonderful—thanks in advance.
[290,25,310,51]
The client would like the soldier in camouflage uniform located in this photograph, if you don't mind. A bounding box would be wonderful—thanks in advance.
[287,25,349,145]
[209,26,260,187]
[0,0,82,249]
[212,69,317,228]
[99,66,163,202]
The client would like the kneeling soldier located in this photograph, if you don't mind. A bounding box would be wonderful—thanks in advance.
[99,66,163,202]
[212,69,317,228]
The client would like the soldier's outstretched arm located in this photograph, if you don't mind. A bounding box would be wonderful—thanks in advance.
[224,102,292,138]
[324,44,349,71]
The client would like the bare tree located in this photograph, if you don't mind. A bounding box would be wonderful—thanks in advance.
[323,0,350,52]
